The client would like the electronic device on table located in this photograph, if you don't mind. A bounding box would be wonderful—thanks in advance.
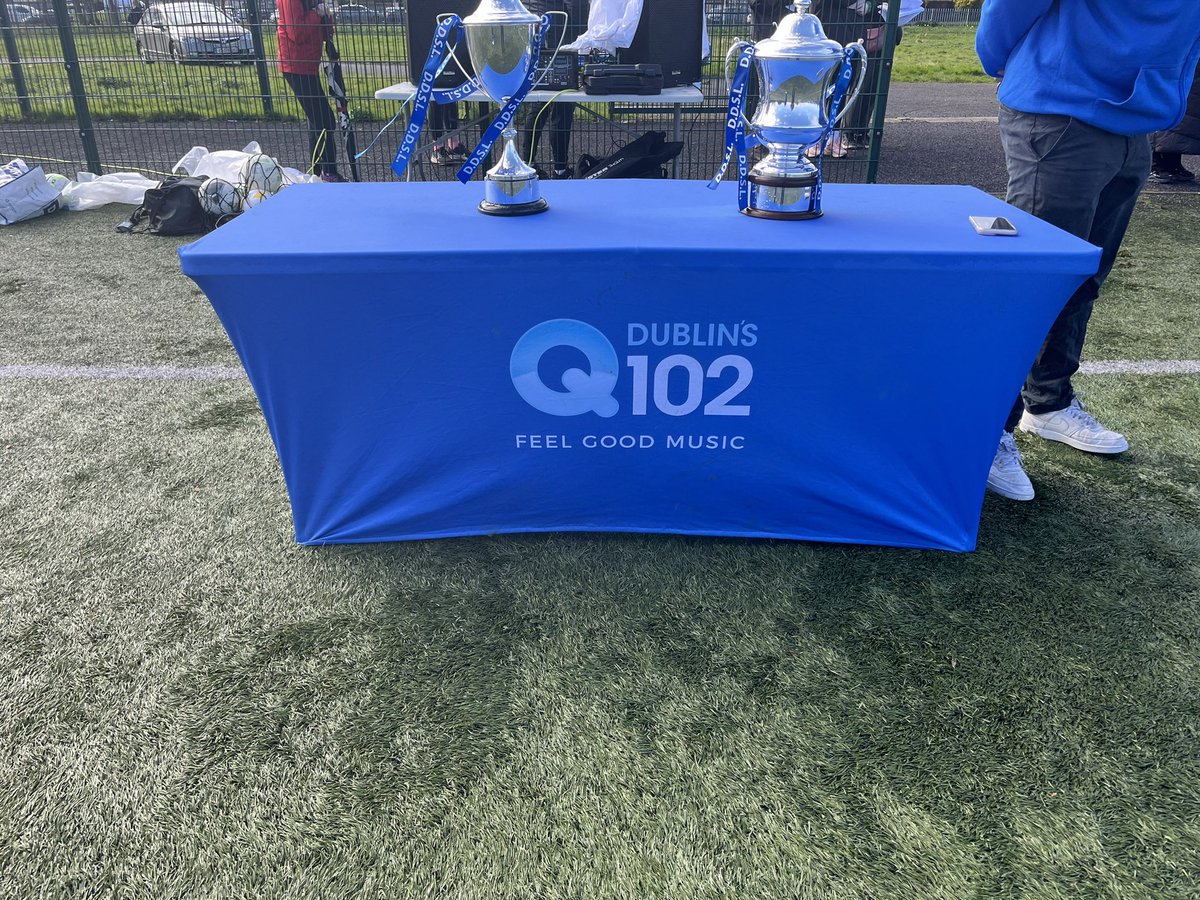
[581,63,664,96]
[969,215,1019,236]
[535,50,580,90]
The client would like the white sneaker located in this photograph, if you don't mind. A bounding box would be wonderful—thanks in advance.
[1019,397,1128,454]
[987,432,1035,501]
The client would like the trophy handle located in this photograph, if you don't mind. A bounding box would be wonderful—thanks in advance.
[724,40,755,129]
[829,41,869,129]
[531,10,570,91]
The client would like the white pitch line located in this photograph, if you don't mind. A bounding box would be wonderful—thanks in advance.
[1,361,1198,381]
[885,115,999,124]
[1080,360,1200,375]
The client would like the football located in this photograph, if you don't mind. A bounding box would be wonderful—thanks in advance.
[240,153,284,196]
[198,178,243,218]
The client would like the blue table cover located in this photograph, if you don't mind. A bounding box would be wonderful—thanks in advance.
[180,181,1100,551]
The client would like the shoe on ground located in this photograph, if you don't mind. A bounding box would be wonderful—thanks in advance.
[1148,164,1196,184]
[444,144,468,163]
[319,171,346,183]
[1019,396,1128,454]
[805,143,821,159]
[987,432,1035,501]
[429,148,451,166]
[551,167,571,180]
[825,135,847,158]
[1168,163,1195,182]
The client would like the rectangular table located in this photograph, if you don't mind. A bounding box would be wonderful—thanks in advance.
[179,181,1100,551]
[374,82,705,178]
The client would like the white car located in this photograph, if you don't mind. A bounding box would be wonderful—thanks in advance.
[5,3,40,23]
[134,2,255,64]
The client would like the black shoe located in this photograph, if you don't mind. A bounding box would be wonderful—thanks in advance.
[1149,164,1196,184]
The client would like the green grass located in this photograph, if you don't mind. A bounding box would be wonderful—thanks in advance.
[0,20,987,125]
[0,197,1197,896]
[892,24,991,83]
[0,23,409,123]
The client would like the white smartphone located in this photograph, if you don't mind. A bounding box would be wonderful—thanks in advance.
[969,215,1019,236]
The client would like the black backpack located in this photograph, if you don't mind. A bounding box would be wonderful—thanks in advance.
[124,175,211,235]
[577,131,685,180]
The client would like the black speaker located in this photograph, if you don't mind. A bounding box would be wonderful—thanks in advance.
[405,0,477,89]
[618,0,704,88]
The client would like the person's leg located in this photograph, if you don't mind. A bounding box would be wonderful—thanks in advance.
[998,105,1146,427]
[1150,149,1189,181]
[284,72,339,177]
[444,102,464,155]
[847,55,878,146]
[428,103,450,164]
[311,84,339,178]
[548,103,575,176]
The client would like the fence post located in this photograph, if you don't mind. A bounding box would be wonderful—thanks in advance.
[0,0,33,118]
[245,0,275,117]
[864,0,901,184]
[51,0,102,174]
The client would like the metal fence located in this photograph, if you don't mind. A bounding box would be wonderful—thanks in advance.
[910,7,980,25]
[1,0,902,185]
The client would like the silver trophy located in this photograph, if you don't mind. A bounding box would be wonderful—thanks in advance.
[454,0,562,215]
[733,0,866,219]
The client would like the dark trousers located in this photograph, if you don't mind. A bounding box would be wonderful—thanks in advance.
[998,103,1150,431]
[283,71,339,177]
[428,102,460,145]
[521,102,576,172]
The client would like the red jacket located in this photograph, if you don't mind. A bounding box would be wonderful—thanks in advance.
[277,0,328,75]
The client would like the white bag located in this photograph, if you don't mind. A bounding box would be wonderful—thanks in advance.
[0,160,63,225]
[61,171,159,210]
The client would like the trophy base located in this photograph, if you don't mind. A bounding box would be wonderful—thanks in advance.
[478,197,549,217]
[742,206,823,221]
[743,170,822,220]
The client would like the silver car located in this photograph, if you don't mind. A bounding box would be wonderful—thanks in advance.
[135,2,255,64]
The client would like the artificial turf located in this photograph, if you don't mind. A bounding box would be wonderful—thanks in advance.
[0,201,1197,898]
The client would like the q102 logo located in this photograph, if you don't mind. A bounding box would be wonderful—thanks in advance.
[510,319,755,418]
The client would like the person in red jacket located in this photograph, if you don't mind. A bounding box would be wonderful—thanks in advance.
[277,0,344,181]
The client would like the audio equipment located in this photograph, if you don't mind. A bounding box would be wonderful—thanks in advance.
[404,0,476,89]
[535,50,580,89]
[618,0,705,88]
[581,63,663,95]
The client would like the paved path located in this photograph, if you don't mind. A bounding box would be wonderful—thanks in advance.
[877,83,1199,196]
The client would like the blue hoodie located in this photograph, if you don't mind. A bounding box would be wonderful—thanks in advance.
[977,1,1200,136]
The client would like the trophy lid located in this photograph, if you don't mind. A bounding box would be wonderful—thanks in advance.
[463,0,539,25]
[755,1,844,60]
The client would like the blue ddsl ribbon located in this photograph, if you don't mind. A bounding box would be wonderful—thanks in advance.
[391,14,462,178]
[708,41,757,212]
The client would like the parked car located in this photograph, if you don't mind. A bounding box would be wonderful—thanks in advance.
[17,8,56,25]
[706,2,748,26]
[4,3,41,23]
[134,1,255,64]
[382,3,403,25]
[334,3,378,24]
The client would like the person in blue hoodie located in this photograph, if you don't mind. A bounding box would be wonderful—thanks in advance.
[976,2,1200,502]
